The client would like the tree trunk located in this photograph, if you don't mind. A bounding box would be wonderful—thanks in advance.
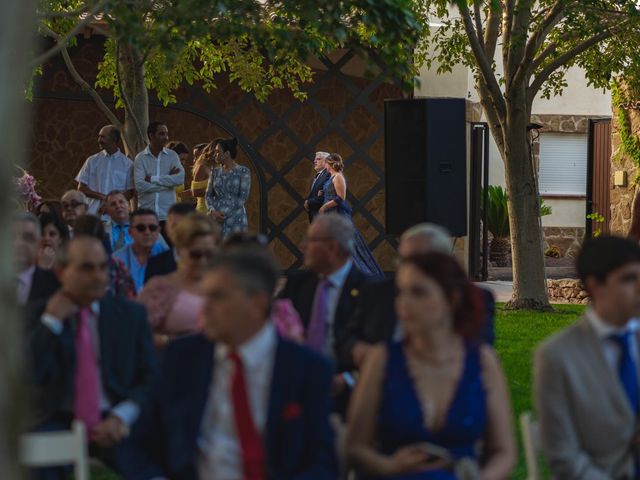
[501,92,551,310]
[116,41,148,157]
[0,0,35,476]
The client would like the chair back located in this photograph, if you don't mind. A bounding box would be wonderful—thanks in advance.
[20,420,89,480]
[520,411,541,480]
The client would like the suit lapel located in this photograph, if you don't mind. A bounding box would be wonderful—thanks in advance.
[299,274,319,328]
[577,317,635,418]
[334,265,359,331]
[97,298,113,381]
[185,339,215,445]
[265,338,286,476]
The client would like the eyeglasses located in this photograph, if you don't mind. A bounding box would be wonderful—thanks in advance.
[188,249,216,260]
[61,201,85,210]
[133,224,159,233]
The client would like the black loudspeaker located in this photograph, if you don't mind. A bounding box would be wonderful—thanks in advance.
[384,98,467,236]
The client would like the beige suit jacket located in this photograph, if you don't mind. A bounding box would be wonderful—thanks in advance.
[534,316,638,479]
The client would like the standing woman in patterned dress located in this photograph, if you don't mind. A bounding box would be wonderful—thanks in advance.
[205,137,251,239]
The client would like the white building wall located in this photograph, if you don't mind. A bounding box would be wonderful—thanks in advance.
[414,41,610,231]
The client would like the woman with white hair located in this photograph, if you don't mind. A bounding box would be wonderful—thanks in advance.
[318,153,384,277]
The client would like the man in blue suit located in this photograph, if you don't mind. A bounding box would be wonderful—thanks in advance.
[121,250,337,479]
[26,236,157,478]
[304,151,331,223]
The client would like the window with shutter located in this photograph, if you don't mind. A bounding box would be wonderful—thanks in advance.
[538,133,588,196]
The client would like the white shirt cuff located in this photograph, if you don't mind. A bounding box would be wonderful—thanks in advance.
[41,313,64,335]
[111,400,140,427]
[150,175,159,183]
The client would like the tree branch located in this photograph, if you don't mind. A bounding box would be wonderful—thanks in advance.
[484,2,501,59]
[473,0,485,50]
[30,0,106,69]
[456,1,506,118]
[505,0,533,88]
[527,30,611,104]
[115,41,145,147]
[511,0,564,88]
[40,25,130,153]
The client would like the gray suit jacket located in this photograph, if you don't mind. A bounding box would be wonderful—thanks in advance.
[534,316,639,479]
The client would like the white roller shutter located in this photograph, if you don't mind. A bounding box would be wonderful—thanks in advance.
[538,133,588,196]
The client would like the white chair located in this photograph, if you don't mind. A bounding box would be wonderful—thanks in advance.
[20,420,89,480]
[520,411,541,480]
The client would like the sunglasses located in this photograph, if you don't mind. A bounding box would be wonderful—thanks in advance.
[188,249,216,260]
[133,224,159,233]
[61,201,85,210]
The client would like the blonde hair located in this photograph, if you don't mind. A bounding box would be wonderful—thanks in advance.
[326,153,344,172]
[172,212,221,249]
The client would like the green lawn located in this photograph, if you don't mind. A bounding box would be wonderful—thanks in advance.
[93,303,583,479]
[495,303,585,479]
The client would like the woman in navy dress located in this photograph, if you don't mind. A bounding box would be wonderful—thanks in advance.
[347,253,515,479]
[318,153,384,277]
[205,137,251,239]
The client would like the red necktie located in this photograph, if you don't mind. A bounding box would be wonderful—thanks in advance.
[74,307,101,431]
[229,351,266,480]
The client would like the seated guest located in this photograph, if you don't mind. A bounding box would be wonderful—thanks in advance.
[138,213,220,347]
[224,232,304,342]
[15,213,59,306]
[347,253,516,479]
[25,237,156,478]
[36,199,63,218]
[534,236,640,479]
[143,202,195,283]
[339,223,496,371]
[75,215,136,300]
[113,209,168,293]
[279,213,370,411]
[121,251,337,479]
[37,212,69,270]
[104,190,134,251]
[60,190,88,237]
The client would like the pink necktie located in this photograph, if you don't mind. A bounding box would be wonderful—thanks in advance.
[74,307,101,430]
[306,279,332,353]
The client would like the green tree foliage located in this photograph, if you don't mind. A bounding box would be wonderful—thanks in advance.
[35,0,422,109]
[415,0,640,309]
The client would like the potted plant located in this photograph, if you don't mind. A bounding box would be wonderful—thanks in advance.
[482,186,551,267]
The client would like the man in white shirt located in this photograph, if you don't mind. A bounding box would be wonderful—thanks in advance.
[76,125,134,215]
[134,121,184,222]
[534,235,640,479]
[121,250,336,479]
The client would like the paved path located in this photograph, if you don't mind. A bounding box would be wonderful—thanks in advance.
[477,280,513,302]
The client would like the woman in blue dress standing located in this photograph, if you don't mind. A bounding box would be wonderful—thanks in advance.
[318,153,384,277]
[205,137,251,239]
[346,253,516,479]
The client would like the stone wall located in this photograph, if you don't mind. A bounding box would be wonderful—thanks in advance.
[542,227,584,258]
[547,278,589,304]
[610,102,640,235]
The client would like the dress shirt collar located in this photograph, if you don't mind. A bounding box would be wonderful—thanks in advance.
[586,307,638,339]
[101,148,122,157]
[325,259,353,290]
[214,322,277,370]
[315,169,326,178]
[18,265,36,284]
[142,145,169,158]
